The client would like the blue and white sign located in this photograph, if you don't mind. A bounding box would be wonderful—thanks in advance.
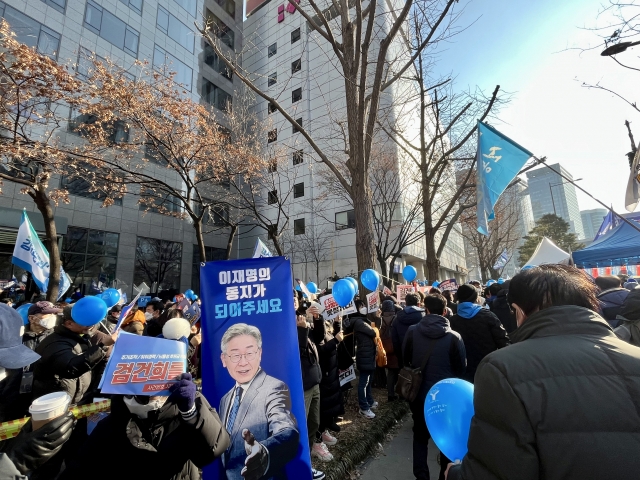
[252,238,273,258]
[200,256,311,480]
[476,122,533,236]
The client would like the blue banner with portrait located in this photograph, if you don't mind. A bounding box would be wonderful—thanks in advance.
[200,256,311,480]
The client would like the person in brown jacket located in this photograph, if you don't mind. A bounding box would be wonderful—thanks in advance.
[120,309,145,335]
[380,300,399,401]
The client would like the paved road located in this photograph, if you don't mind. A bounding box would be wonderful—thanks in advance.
[359,413,442,480]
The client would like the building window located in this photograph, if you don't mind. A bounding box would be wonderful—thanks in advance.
[268,102,277,114]
[139,191,182,214]
[214,0,236,19]
[76,47,135,81]
[291,59,301,74]
[268,43,277,57]
[0,3,61,58]
[157,6,195,53]
[292,118,302,134]
[292,88,302,103]
[294,218,305,235]
[268,190,278,205]
[294,182,304,198]
[267,129,277,143]
[134,237,182,293]
[206,9,234,49]
[335,209,356,230]
[173,0,196,16]
[201,78,233,112]
[293,150,303,165]
[84,1,139,56]
[268,159,277,173]
[204,43,233,81]
[61,227,119,295]
[291,28,300,43]
[60,169,123,206]
[192,245,225,293]
[68,107,130,144]
[268,72,277,87]
[153,45,193,91]
[41,0,66,14]
[118,0,142,15]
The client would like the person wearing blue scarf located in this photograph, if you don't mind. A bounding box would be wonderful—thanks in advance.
[449,285,509,383]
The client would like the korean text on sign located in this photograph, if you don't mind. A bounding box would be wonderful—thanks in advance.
[215,267,284,319]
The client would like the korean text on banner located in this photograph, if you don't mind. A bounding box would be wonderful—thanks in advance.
[476,121,533,236]
[396,285,415,302]
[438,279,458,292]
[366,291,380,313]
[339,365,356,386]
[319,293,342,320]
[382,286,393,297]
[200,256,312,480]
[99,332,186,396]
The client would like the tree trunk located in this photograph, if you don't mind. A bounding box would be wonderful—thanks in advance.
[351,179,377,272]
[269,233,284,256]
[193,218,206,264]
[32,186,60,302]
[423,197,440,281]
[224,224,238,260]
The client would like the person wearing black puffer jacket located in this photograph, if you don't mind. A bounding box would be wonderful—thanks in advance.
[391,293,424,368]
[403,294,466,480]
[595,275,629,328]
[449,284,509,383]
[489,281,517,333]
[351,300,378,419]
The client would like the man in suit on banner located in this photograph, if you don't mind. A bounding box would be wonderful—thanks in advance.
[219,323,299,480]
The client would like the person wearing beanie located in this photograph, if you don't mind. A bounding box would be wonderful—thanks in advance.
[614,288,640,346]
[595,275,629,328]
[449,284,509,383]
[380,299,399,401]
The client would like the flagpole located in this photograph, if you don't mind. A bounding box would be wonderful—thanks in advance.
[532,157,640,235]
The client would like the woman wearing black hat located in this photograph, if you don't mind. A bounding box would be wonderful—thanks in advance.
[448,284,510,383]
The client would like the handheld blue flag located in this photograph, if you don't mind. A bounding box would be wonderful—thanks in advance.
[492,249,509,270]
[476,122,533,235]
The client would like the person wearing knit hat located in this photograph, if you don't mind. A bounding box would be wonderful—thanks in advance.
[449,284,510,383]
[614,289,640,346]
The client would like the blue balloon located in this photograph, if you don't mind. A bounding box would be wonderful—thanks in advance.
[333,279,355,307]
[193,295,198,300]
[295,285,302,291]
[16,303,32,325]
[497,277,505,284]
[307,282,318,294]
[486,279,497,286]
[360,269,380,291]
[403,265,417,282]
[425,379,475,462]
[65,298,72,304]
[432,281,440,288]
[100,288,121,308]
[345,276,358,294]
[185,289,195,300]
[71,296,108,327]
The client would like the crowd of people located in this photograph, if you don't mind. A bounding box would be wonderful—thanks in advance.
[1,264,640,480]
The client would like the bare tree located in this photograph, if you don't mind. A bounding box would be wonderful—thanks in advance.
[290,222,334,284]
[198,0,465,273]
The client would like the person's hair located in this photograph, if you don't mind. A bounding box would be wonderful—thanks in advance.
[457,284,479,303]
[508,264,599,316]
[404,293,419,306]
[441,290,453,302]
[483,287,491,298]
[146,300,164,313]
[0,298,11,305]
[109,305,122,315]
[354,299,366,311]
[428,287,441,294]
[416,291,425,304]
[594,275,622,291]
[489,283,502,296]
[221,323,262,353]
[424,294,446,315]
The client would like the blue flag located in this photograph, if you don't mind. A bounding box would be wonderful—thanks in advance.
[594,209,621,240]
[476,122,533,235]
[492,249,509,270]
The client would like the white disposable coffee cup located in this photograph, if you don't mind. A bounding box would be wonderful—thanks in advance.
[29,392,71,430]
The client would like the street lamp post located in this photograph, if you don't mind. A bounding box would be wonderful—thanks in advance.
[549,179,583,216]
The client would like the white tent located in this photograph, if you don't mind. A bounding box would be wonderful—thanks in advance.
[523,237,570,267]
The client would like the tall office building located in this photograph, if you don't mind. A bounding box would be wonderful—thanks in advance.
[240,0,468,284]
[525,163,585,239]
[0,0,243,295]
[581,208,608,241]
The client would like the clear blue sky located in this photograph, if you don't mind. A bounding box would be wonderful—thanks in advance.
[430,0,637,214]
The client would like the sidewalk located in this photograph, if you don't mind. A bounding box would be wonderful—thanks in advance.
[358,413,442,480]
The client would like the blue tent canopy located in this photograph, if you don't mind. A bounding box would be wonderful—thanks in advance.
[573,220,640,268]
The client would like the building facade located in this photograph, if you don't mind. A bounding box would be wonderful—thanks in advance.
[580,208,608,242]
[525,163,585,239]
[0,0,243,297]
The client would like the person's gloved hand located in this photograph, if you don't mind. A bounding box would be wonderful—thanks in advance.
[8,411,76,475]
[241,429,268,480]
[169,372,196,413]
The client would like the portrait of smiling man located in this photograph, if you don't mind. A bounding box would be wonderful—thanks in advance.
[219,323,299,480]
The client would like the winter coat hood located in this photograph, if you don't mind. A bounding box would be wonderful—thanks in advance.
[397,306,424,324]
[457,302,483,319]
[415,314,450,339]
[597,287,629,322]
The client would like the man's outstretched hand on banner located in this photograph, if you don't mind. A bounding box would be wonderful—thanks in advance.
[241,429,268,480]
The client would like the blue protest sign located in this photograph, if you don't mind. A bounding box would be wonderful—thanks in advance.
[200,256,311,480]
[100,332,186,396]
[138,295,152,307]
[476,121,533,236]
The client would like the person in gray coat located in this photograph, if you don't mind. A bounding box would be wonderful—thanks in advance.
[447,265,640,480]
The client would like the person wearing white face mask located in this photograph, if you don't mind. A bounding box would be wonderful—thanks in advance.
[23,301,61,352]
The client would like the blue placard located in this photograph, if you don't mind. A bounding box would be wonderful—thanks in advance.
[200,256,311,480]
[100,332,187,396]
[138,295,152,307]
